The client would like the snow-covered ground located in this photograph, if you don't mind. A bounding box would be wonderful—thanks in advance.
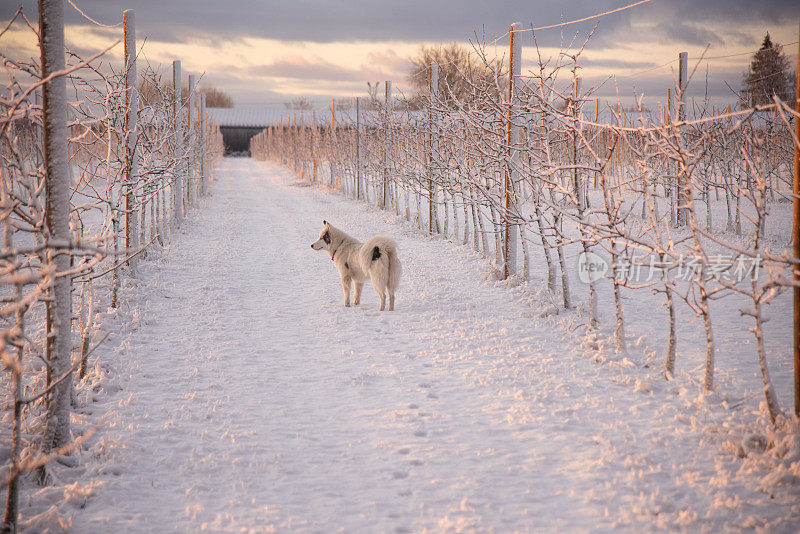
[27,157,798,532]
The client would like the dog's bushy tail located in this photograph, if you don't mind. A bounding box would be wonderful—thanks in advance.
[361,236,401,292]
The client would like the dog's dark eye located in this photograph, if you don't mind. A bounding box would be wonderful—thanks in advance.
[323,232,330,244]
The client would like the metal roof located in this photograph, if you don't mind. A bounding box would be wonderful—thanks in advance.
[205,104,421,128]
[206,105,333,128]
[205,101,767,130]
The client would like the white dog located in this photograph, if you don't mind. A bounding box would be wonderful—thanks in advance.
[311,220,402,311]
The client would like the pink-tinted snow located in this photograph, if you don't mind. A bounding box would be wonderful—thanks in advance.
[27,158,797,532]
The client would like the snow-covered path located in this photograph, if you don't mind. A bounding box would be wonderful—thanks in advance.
[74,158,796,532]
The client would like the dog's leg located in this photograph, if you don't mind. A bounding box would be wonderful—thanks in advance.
[354,282,363,305]
[370,274,387,311]
[342,276,352,307]
[388,288,395,311]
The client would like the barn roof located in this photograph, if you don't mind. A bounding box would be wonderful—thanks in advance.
[205,100,751,131]
[206,105,333,128]
[205,103,422,128]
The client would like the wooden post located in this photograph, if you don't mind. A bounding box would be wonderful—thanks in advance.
[299,111,305,180]
[312,108,317,183]
[593,98,599,188]
[503,23,521,279]
[172,60,183,223]
[36,0,74,469]
[609,104,615,184]
[793,22,800,419]
[197,93,206,195]
[383,80,392,210]
[666,87,676,226]
[677,51,689,226]
[187,73,196,206]
[355,96,361,200]
[330,98,335,187]
[34,88,43,164]
[620,104,626,180]
[667,87,672,116]
[429,63,439,234]
[123,9,139,265]
[573,77,584,211]
[155,93,165,243]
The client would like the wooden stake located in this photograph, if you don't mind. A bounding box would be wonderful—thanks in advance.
[199,93,206,195]
[503,23,521,279]
[36,0,73,465]
[356,96,361,200]
[383,81,392,210]
[187,73,196,206]
[594,98,599,188]
[123,9,139,265]
[677,51,690,226]
[793,18,800,419]
[312,108,317,183]
[429,63,439,234]
[609,105,615,184]
[330,98,335,187]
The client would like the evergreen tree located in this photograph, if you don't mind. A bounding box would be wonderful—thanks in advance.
[741,33,791,106]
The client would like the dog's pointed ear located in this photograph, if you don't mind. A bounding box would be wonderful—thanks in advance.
[323,219,327,225]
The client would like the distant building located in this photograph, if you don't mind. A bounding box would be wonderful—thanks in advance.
[206,102,421,156]
[206,105,331,155]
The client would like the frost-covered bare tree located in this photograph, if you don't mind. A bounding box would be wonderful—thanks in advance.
[407,42,503,105]
[199,85,233,108]
[251,26,797,431]
[0,4,222,530]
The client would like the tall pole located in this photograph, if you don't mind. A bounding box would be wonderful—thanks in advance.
[677,51,689,227]
[187,74,196,206]
[429,63,439,234]
[573,77,584,211]
[383,80,392,210]
[38,0,73,457]
[503,23,521,279]
[172,60,183,224]
[312,107,317,183]
[123,9,139,266]
[330,98,335,187]
[200,92,206,195]
[299,112,305,179]
[793,16,800,419]
[355,97,361,200]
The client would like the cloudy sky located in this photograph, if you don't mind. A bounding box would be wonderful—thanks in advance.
[2,0,797,107]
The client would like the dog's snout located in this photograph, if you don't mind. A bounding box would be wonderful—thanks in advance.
[310,243,314,249]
